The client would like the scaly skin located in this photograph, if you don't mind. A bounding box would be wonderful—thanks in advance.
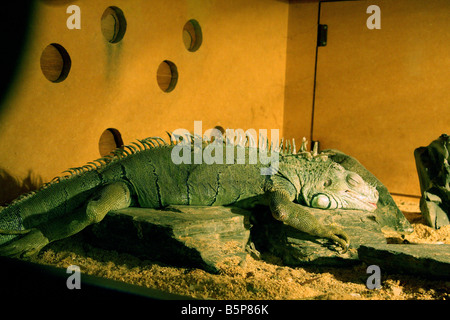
[0,137,378,258]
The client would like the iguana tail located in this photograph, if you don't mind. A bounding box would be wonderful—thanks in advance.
[0,169,104,246]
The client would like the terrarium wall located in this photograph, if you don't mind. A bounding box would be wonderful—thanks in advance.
[0,0,289,194]
[306,0,450,196]
[1,0,448,201]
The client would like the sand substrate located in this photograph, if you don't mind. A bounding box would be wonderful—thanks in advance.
[28,196,450,300]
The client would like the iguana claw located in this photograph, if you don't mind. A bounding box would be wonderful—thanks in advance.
[269,189,350,254]
[322,224,350,254]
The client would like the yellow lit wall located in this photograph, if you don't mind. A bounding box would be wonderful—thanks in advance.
[1,0,448,199]
[283,0,319,143]
[0,0,289,187]
[312,0,450,196]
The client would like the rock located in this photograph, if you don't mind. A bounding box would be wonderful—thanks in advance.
[414,134,450,229]
[420,189,450,229]
[358,243,450,279]
[86,206,251,273]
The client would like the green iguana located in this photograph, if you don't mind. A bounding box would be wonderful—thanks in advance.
[0,135,379,258]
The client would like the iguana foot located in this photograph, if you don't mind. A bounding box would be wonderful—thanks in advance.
[0,228,49,258]
[269,189,350,253]
[315,224,349,253]
[283,211,350,253]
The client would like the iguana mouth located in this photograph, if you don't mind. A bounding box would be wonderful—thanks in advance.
[344,189,378,211]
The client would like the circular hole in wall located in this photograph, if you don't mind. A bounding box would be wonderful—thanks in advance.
[207,126,225,143]
[157,60,178,92]
[101,6,127,43]
[182,19,202,52]
[99,128,124,157]
[40,43,71,82]
[214,126,225,135]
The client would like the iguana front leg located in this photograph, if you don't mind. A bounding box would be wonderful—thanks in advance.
[268,189,350,253]
[0,182,131,258]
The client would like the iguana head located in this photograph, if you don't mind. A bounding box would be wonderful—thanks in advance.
[292,156,379,212]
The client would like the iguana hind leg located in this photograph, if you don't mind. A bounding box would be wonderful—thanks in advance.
[268,189,350,253]
[0,182,131,258]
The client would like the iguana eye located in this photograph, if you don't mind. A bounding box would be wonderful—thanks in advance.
[346,173,363,187]
[323,178,332,187]
[311,194,331,209]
